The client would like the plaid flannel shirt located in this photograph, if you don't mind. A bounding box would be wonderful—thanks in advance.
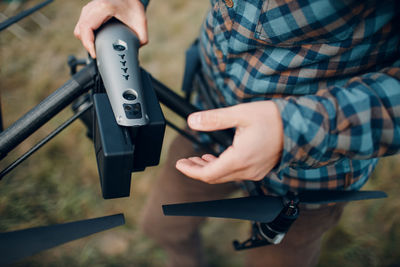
[196,0,400,195]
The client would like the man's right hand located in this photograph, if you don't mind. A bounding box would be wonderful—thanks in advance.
[74,0,148,58]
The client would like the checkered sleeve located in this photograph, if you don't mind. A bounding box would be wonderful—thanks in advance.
[272,61,400,172]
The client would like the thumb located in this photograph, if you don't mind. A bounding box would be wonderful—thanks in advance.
[188,106,246,131]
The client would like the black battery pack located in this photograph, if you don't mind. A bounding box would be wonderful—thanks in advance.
[93,93,134,199]
[93,70,165,199]
[131,69,165,171]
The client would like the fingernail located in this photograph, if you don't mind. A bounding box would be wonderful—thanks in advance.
[188,113,201,127]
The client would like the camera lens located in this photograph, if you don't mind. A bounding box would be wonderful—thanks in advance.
[113,44,125,51]
[112,40,127,51]
[123,90,137,101]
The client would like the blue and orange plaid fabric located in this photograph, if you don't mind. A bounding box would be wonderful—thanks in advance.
[196,0,400,194]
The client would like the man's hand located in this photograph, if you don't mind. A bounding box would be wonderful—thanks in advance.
[74,0,148,58]
[176,101,284,184]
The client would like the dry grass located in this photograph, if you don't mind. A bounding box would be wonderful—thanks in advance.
[1,1,399,266]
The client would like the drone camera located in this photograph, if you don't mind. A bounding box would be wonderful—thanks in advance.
[112,40,127,52]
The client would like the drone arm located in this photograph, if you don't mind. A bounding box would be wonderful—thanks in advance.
[0,61,96,159]
[146,70,233,149]
[0,0,54,32]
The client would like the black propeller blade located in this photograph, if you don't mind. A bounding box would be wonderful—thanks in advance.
[298,190,387,204]
[0,213,125,265]
[163,196,284,223]
[163,190,387,223]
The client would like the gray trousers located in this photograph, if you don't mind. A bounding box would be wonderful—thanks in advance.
[141,135,344,267]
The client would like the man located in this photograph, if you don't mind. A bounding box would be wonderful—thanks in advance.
[74,0,400,266]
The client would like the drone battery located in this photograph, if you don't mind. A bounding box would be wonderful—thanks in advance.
[93,93,134,199]
[93,70,165,199]
[131,70,165,171]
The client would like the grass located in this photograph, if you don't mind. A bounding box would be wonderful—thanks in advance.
[1,0,400,266]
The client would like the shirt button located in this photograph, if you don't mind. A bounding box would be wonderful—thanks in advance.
[224,0,234,8]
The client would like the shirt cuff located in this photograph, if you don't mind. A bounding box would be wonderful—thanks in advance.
[271,96,332,173]
[270,98,296,173]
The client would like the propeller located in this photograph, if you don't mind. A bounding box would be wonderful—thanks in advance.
[163,190,387,222]
[0,213,125,265]
[163,195,284,223]
[298,190,387,204]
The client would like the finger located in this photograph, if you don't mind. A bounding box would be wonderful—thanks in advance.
[176,159,211,182]
[187,105,248,132]
[188,157,208,166]
[73,24,80,39]
[176,146,239,183]
[178,157,261,184]
[176,158,202,174]
[134,21,148,46]
[75,2,114,57]
[79,27,96,58]
[113,0,148,46]
[198,146,243,182]
[201,154,217,162]
[122,16,148,45]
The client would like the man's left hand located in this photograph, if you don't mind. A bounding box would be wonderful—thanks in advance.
[176,101,284,184]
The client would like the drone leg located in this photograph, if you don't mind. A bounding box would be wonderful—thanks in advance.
[232,223,272,251]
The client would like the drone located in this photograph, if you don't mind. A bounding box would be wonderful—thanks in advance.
[0,1,388,265]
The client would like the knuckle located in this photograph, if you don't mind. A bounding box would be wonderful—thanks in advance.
[141,36,149,45]
[78,26,88,40]
[73,28,80,38]
[82,2,93,12]
[98,0,116,14]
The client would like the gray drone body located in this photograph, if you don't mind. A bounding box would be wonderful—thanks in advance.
[95,20,148,127]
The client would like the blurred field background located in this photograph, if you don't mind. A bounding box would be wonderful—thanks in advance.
[0,0,399,266]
